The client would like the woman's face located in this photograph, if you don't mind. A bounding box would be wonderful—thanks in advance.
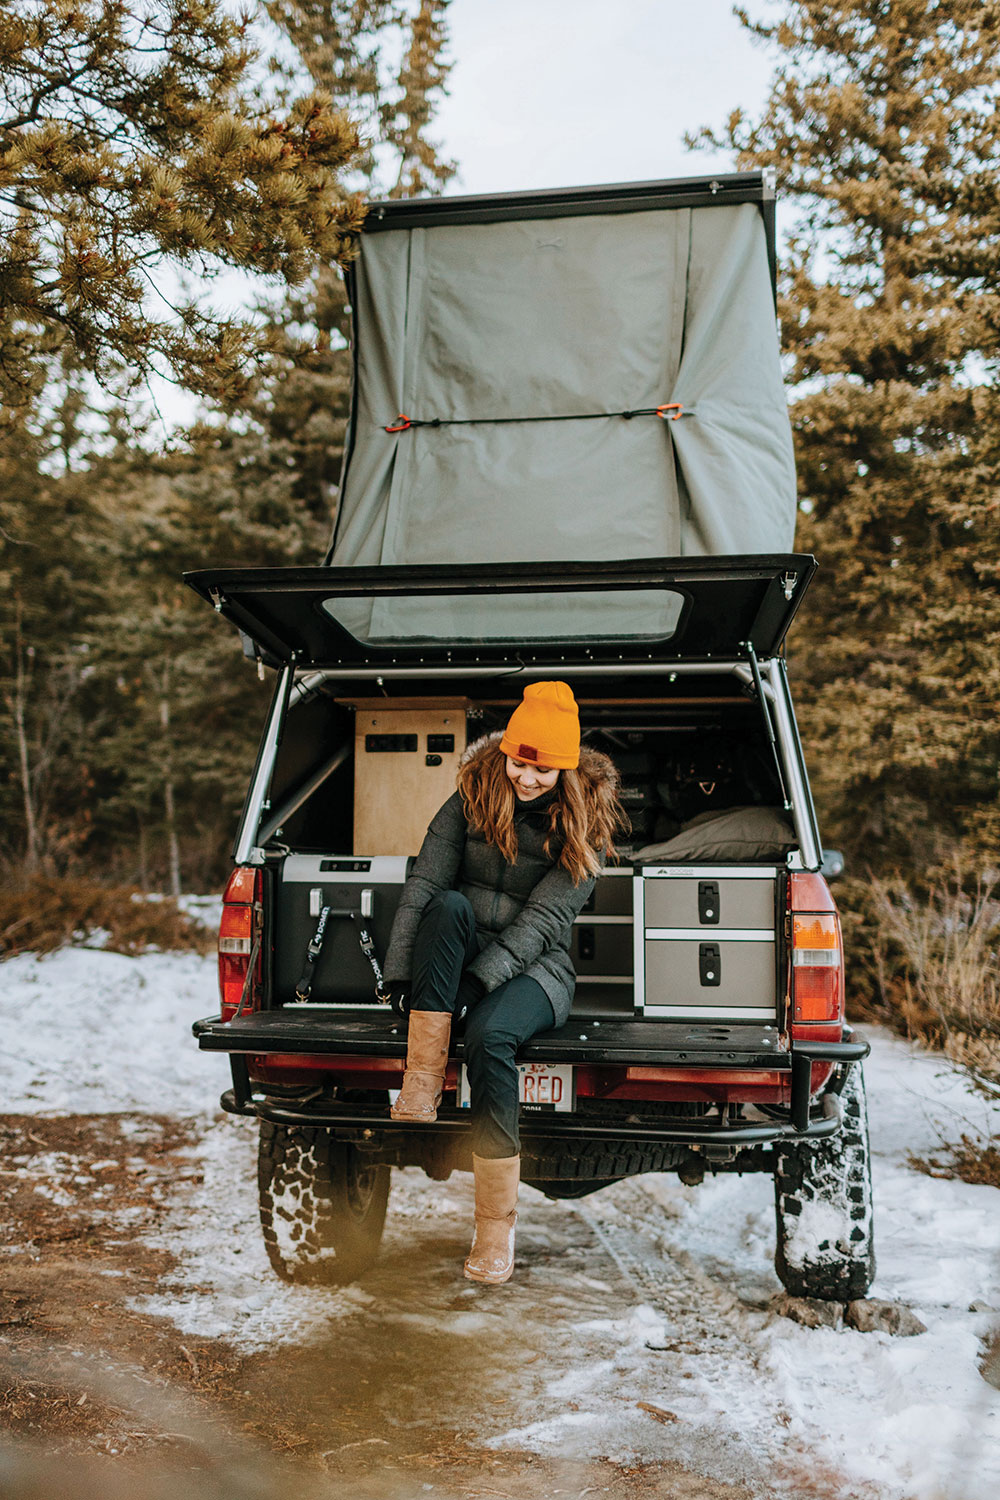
[505,755,561,802]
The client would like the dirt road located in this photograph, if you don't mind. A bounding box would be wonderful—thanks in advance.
[0,1111,882,1500]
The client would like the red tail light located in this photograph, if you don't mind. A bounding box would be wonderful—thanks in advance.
[219,866,262,1020]
[788,872,844,1038]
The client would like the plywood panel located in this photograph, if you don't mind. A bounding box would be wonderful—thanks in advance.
[343,700,468,856]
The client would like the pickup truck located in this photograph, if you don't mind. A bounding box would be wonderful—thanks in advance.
[188,171,874,1302]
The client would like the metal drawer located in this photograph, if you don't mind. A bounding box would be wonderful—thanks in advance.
[641,868,778,930]
[642,935,777,1020]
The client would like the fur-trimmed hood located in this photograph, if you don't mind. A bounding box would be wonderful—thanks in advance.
[460,730,620,800]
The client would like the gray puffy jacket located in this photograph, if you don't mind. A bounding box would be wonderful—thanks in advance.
[383,735,619,1027]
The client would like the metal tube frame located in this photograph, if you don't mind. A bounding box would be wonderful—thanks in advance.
[767,657,822,870]
[258,744,350,845]
[219,1088,845,1145]
[233,664,294,866]
[289,660,759,684]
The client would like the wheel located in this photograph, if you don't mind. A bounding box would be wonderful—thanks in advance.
[773,1062,876,1301]
[258,1121,390,1285]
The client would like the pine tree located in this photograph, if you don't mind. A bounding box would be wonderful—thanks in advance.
[264,0,455,196]
[248,0,455,520]
[0,414,111,872]
[694,0,1000,871]
[0,3,455,886]
[0,0,366,412]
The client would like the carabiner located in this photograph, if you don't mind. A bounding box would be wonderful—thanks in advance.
[385,414,412,433]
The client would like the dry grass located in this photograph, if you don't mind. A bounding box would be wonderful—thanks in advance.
[0,873,214,960]
[910,1135,1000,1190]
[848,866,1000,1187]
[859,867,1000,1089]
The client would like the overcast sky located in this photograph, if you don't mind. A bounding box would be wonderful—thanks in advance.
[433,0,775,195]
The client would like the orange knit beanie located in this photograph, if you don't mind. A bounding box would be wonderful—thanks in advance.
[499,682,580,770]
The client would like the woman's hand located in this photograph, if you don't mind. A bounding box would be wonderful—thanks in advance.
[382,982,411,1016]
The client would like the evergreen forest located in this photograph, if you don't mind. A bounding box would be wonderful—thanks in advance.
[2,1,998,1039]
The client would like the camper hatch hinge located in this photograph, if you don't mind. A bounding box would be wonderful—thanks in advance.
[781,572,797,601]
[239,631,266,680]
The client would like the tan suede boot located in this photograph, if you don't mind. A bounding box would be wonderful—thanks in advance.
[390,1011,453,1122]
[464,1153,520,1284]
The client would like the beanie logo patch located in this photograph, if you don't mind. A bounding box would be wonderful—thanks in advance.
[518,744,538,761]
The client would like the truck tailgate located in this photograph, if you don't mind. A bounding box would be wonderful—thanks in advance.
[193,1009,787,1068]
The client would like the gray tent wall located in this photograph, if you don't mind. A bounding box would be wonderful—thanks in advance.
[327,193,796,642]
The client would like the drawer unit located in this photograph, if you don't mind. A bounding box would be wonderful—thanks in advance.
[570,867,634,1017]
[580,865,634,916]
[635,866,782,1021]
[570,920,633,978]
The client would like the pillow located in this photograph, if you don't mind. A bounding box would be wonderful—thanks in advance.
[633,805,796,864]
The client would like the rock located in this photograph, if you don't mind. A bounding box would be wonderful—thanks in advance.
[772,1293,843,1328]
[845,1299,927,1337]
[970,1300,999,1314]
[980,1333,1000,1391]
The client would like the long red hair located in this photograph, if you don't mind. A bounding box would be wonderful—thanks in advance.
[456,739,628,884]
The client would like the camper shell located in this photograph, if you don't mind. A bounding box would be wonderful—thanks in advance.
[188,171,874,1298]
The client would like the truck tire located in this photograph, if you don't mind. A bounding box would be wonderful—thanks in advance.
[773,1062,875,1301]
[258,1121,389,1285]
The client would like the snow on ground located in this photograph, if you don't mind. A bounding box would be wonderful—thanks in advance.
[607,1042,1000,1500]
[0,947,229,1115]
[2,943,999,1498]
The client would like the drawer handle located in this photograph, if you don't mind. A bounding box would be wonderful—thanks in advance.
[698,880,720,924]
[699,942,721,986]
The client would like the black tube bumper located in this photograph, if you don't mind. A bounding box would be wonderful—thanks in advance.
[218,1082,846,1144]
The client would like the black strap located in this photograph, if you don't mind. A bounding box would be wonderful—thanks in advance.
[354,915,390,1002]
[294,903,391,1004]
[233,930,261,1019]
[385,402,693,433]
[294,905,332,1002]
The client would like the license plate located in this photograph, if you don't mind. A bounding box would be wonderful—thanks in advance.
[458,1063,574,1112]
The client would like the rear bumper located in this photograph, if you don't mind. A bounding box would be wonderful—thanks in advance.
[218,1081,844,1143]
[194,1007,868,1141]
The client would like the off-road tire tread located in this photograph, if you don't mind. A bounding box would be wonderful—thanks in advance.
[773,1063,876,1301]
[258,1121,389,1286]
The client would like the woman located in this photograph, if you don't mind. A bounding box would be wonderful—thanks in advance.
[382,680,625,1286]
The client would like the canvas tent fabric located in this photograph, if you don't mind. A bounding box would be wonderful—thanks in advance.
[328,200,796,642]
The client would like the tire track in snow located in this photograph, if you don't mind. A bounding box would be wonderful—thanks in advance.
[573,1177,887,1500]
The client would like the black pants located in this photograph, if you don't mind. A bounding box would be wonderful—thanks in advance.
[410,890,555,1158]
